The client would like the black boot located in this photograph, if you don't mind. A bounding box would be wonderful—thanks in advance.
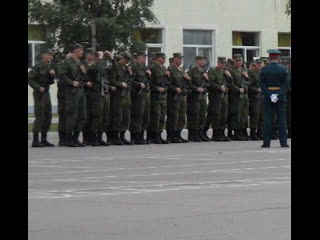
[177,130,188,143]
[106,132,112,145]
[257,129,264,140]
[82,131,89,145]
[73,132,86,147]
[212,129,223,142]
[137,132,146,145]
[41,132,54,146]
[232,130,244,141]
[88,132,100,146]
[250,128,260,141]
[287,128,291,138]
[241,128,250,141]
[160,131,169,144]
[111,131,124,145]
[120,131,133,145]
[32,132,45,147]
[199,129,210,142]
[189,130,201,142]
[97,131,109,146]
[227,128,233,139]
[67,133,78,147]
[145,131,151,144]
[150,132,161,144]
[167,130,181,143]
[221,129,231,142]
[58,132,67,146]
[130,132,137,145]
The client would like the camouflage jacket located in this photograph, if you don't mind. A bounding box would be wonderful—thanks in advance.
[28,62,54,93]
[167,64,188,95]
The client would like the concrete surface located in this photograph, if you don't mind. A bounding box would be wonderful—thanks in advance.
[28,132,291,240]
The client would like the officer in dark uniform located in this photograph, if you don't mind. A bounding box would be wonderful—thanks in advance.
[259,49,289,148]
[28,48,55,147]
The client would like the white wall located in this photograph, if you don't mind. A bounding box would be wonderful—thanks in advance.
[28,0,290,111]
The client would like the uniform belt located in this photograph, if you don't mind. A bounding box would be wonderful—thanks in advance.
[268,87,280,90]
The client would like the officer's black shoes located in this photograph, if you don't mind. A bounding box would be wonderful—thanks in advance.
[257,129,263,140]
[261,143,270,148]
[32,132,45,147]
[40,132,55,146]
[177,130,188,143]
[199,130,210,142]
[250,129,260,141]
[120,131,133,145]
[111,132,124,145]
[287,128,291,138]
[281,144,290,148]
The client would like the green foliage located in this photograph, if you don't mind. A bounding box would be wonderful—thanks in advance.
[28,0,158,54]
[285,0,291,16]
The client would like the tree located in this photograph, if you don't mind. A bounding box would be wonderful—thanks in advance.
[285,0,291,16]
[28,0,158,54]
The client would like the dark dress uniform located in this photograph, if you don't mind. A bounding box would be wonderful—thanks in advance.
[28,60,55,147]
[166,63,188,143]
[259,50,289,147]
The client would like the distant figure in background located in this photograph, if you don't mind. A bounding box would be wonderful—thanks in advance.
[259,49,289,148]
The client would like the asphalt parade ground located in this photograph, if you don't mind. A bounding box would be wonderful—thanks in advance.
[28,131,291,240]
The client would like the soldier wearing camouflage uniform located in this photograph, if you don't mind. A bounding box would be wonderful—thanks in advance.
[28,49,55,147]
[166,53,188,143]
[286,59,291,138]
[129,51,151,144]
[109,53,133,145]
[186,56,210,142]
[58,43,88,147]
[205,57,232,141]
[229,54,250,141]
[149,52,171,144]
[248,59,264,140]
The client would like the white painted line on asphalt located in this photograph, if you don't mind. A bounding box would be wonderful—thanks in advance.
[28,158,289,176]
[28,165,291,183]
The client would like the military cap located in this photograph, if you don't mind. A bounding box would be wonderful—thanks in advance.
[267,49,281,54]
[121,52,132,61]
[137,51,147,57]
[226,58,235,65]
[40,48,53,55]
[256,58,264,63]
[233,54,243,60]
[155,52,166,58]
[195,55,207,60]
[217,57,227,63]
[132,53,138,58]
[114,54,123,61]
[149,52,156,58]
[173,52,184,58]
[85,48,95,54]
[71,43,83,51]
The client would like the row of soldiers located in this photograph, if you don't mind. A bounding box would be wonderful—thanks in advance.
[28,43,291,147]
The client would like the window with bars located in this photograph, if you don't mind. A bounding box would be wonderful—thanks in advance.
[232,31,260,63]
[28,41,45,69]
[183,30,214,70]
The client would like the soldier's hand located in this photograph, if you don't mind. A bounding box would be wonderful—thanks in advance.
[39,87,45,93]
[127,66,133,75]
[49,69,55,76]
[165,71,170,77]
[224,70,231,78]
[197,87,204,93]
[146,70,152,77]
[257,88,262,93]
[141,83,146,89]
[159,87,165,93]
[184,73,191,81]
[122,82,128,88]
[73,81,80,87]
[104,51,113,60]
[87,82,93,88]
[239,88,245,93]
[111,87,116,91]
[221,85,226,92]
[203,73,208,80]
[242,72,248,78]
[80,65,86,73]
[97,51,104,59]
[176,88,182,94]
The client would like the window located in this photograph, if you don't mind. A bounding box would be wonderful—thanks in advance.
[135,28,164,65]
[28,41,45,69]
[183,30,214,69]
[232,31,260,63]
[278,33,291,57]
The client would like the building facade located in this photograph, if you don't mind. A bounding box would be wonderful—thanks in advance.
[28,0,291,112]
